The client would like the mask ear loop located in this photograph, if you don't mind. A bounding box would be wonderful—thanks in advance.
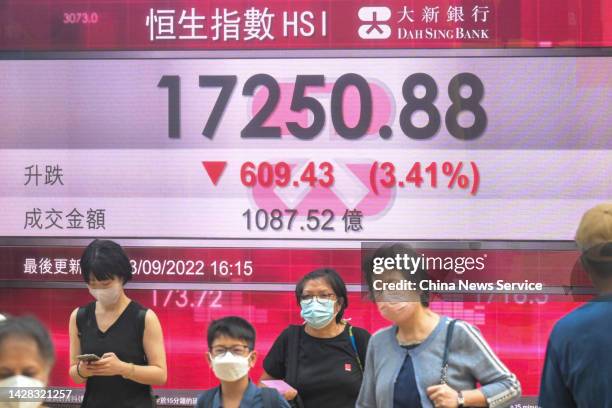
[207,351,217,364]
[247,351,255,367]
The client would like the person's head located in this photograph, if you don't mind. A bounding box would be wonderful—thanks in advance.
[363,243,430,325]
[575,203,612,251]
[0,316,55,387]
[80,239,132,306]
[581,242,612,292]
[295,268,348,330]
[206,317,256,383]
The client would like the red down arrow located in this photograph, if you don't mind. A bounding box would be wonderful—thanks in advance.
[202,161,227,186]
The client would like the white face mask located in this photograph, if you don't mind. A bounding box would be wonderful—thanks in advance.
[210,352,251,382]
[0,375,46,408]
[88,284,121,306]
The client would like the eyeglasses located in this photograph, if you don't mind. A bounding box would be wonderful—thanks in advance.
[299,293,337,304]
[210,345,250,358]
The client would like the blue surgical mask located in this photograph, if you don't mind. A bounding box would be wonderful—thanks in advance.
[300,299,337,329]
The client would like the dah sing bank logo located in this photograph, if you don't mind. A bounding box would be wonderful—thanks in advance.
[358,7,392,39]
[357,5,491,41]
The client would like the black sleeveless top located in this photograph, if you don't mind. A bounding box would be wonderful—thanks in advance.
[77,301,154,408]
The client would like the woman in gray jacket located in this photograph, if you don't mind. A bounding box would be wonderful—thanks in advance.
[357,244,521,408]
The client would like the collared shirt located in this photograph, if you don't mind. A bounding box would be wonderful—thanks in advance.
[356,317,521,408]
[195,380,290,408]
[539,293,612,408]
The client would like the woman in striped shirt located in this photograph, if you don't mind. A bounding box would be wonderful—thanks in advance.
[357,244,521,408]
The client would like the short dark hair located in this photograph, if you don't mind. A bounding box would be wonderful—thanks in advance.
[80,239,133,284]
[207,316,256,350]
[363,243,430,307]
[581,241,612,281]
[295,268,348,323]
[0,316,55,367]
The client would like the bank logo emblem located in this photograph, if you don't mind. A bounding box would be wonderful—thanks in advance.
[358,7,391,39]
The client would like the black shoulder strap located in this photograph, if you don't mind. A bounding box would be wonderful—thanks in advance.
[260,387,280,408]
[347,324,364,372]
[440,319,458,384]
[137,306,148,363]
[137,307,147,339]
[285,325,301,386]
[285,325,305,408]
[76,304,89,336]
[198,387,219,408]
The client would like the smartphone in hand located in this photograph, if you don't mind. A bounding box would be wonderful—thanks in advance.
[77,354,101,362]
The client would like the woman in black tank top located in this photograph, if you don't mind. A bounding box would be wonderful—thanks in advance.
[68,240,167,408]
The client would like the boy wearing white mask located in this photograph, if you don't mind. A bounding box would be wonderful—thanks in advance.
[196,317,289,408]
[0,315,55,408]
